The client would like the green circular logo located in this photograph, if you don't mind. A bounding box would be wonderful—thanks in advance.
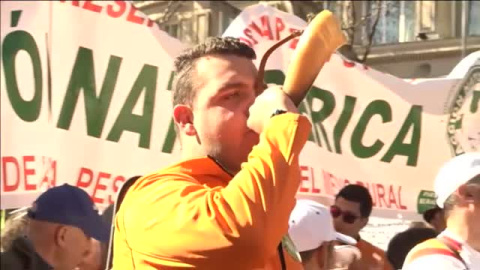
[446,61,480,156]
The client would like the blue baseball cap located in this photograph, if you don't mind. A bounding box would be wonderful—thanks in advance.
[27,184,109,242]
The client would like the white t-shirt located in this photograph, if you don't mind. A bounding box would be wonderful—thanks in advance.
[402,230,480,270]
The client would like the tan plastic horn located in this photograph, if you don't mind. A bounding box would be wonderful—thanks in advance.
[283,10,346,106]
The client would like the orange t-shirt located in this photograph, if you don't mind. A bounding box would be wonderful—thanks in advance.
[113,113,310,269]
[354,239,393,270]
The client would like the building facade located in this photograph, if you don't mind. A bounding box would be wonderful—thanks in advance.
[134,0,480,78]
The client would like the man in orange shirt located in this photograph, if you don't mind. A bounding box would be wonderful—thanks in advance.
[331,185,393,270]
[113,37,312,269]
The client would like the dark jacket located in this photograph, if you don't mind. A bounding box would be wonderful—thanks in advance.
[0,237,52,270]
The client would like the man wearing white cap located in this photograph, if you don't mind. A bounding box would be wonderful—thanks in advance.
[403,152,480,270]
[288,199,358,270]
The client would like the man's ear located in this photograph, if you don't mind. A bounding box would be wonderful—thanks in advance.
[173,105,197,136]
[55,225,68,248]
[458,184,476,202]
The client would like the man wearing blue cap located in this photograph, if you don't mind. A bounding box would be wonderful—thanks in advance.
[1,184,109,270]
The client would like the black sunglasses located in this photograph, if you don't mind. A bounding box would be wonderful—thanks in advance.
[330,205,360,224]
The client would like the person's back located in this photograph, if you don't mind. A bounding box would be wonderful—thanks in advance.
[403,153,480,270]
[403,231,478,269]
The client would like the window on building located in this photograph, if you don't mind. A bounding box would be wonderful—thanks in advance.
[220,10,238,35]
[164,24,179,38]
[180,19,193,44]
[365,1,437,45]
[197,14,208,43]
[419,1,435,32]
[323,1,347,23]
[469,1,480,36]
[260,1,289,13]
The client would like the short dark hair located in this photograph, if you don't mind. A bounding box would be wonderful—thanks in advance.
[336,184,373,217]
[386,227,438,269]
[172,37,256,107]
[422,206,442,224]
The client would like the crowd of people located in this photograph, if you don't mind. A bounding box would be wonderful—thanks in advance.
[1,37,479,270]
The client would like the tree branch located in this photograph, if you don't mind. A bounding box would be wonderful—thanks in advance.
[341,3,385,31]
[157,1,182,25]
[360,0,382,63]
[349,0,356,45]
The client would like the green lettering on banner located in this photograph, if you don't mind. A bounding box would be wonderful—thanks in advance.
[57,47,122,137]
[263,69,317,143]
[307,87,334,152]
[161,70,178,153]
[106,64,158,149]
[10,10,22,28]
[351,100,392,158]
[162,119,176,153]
[264,69,285,85]
[333,96,357,154]
[166,71,175,91]
[471,90,480,113]
[2,30,43,122]
[297,100,318,143]
[381,105,422,166]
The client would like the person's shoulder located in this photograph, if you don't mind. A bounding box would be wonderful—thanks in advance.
[405,237,448,259]
[0,237,37,270]
[403,238,466,270]
[128,161,202,192]
[1,249,24,269]
[119,159,212,213]
[357,239,386,255]
[403,254,466,270]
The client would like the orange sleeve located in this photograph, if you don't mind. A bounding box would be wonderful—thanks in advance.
[220,113,312,256]
[117,113,311,269]
[356,240,394,270]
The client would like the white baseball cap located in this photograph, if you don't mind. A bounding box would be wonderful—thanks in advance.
[288,199,356,252]
[435,152,480,208]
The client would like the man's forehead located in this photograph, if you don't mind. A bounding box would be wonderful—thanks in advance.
[194,55,256,79]
[195,55,258,87]
[335,197,362,210]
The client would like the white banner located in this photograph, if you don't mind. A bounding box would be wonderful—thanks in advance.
[222,4,480,219]
[1,1,185,209]
[1,2,479,220]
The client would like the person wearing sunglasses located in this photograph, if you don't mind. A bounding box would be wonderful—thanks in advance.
[403,153,480,270]
[288,199,358,270]
[331,184,393,270]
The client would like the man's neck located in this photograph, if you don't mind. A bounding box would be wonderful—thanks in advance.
[446,218,480,252]
[352,233,361,242]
